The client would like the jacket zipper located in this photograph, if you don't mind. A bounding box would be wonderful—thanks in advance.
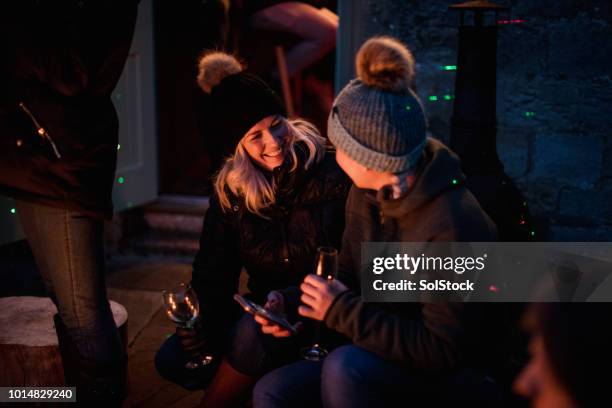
[19,102,62,159]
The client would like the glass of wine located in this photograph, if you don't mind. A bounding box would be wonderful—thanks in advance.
[162,282,213,369]
[300,246,338,361]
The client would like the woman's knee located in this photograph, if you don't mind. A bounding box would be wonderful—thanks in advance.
[225,313,267,375]
[155,334,186,379]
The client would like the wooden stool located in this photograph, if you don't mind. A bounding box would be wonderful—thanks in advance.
[0,296,128,387]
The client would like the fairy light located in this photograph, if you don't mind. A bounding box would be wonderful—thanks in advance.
[10,208,16,214]
[451,179,458,185]
[497,19,527,25]
[442,65,457,71]
[117,144,121,150]
[405,105,411,111]
[117,176,125,184]
[428,95,438,102]
[444,94,454,101]
[524,111,535,118]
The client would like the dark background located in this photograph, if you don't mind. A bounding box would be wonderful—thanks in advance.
[354,0,612,241]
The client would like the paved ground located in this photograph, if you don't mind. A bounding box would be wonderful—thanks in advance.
[107,255,202,408]
[106,254,249,408]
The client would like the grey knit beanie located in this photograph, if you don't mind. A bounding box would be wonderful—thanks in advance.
[328,37,427,173]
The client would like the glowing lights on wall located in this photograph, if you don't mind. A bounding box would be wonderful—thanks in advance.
[497,19,527,25]
[428,95,454,102]
[117,176,125,184]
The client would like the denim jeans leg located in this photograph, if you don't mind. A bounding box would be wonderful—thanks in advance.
[225,312,301,377]
[253,360,323,408]
[16,200,123,366]
[155,333,219,390]
[321,345,416,408]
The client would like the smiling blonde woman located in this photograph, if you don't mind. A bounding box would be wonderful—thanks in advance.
[154,51,350,408]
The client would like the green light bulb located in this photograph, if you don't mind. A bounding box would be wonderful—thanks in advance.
[10,208,16,214]
[118,176,125,184]
[428,96,438,102]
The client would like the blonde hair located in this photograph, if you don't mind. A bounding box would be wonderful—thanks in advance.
[214,118,326,217]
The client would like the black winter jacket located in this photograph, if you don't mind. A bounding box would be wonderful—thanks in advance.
[0,1,138,219]
[191,147,351,353]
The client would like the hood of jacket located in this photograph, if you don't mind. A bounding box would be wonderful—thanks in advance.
[377,137,466,219]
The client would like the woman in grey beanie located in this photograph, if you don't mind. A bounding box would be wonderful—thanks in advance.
[253,37,497,407]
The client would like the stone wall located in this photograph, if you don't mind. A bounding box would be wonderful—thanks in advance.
[354,0,612,241]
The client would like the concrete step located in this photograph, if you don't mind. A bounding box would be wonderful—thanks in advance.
[131,232,201,257]
[126,195,209,257]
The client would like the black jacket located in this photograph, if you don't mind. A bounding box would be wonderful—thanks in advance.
[191,148,351,353]
[324,138,497,373]
[0,1,138,219]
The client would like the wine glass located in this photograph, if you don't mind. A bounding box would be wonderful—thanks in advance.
[300,246,338,361]
[162,283,213,369]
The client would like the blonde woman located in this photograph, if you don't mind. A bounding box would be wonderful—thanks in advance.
[154,51,350,407]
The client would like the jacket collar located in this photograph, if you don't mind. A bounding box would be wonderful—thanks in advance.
[373,138,466,219]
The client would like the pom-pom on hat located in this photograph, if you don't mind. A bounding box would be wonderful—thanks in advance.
[328,36,426,173]
[197,51,286,156]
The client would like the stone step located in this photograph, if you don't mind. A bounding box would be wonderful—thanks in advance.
[122,195,209,257]
[131,231,200,257]
[142,195,209,236]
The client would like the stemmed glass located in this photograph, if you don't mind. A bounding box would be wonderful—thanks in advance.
[162,282,213,369]
[300,246,338,361]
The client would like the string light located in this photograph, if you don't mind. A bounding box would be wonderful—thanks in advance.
[117,176,125,184]
[497,19,527,25]
[524,111,535,118]
[428,96,438,101]
[10,208,16,214]
[442,65,457,71]
[117,144,121,150]
[405,105,411,111]
[444,94,454,101]
[451,179,458,185]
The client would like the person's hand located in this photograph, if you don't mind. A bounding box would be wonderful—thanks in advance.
[298,274,348,321]
[176,319,208,359]
[254,291,302,337]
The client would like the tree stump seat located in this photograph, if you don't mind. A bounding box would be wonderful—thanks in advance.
[0,296,128,387]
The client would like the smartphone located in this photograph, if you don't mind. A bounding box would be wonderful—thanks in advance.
[233,294,297,335]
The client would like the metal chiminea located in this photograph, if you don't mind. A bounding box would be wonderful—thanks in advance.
[449,0,534,241]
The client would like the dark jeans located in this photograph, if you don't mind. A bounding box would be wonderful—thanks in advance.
[254,345,424,408]
[254,345,503,408]
[155,311,304,391]
[16,201,124,368]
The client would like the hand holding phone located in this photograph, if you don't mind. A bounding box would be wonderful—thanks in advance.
[233,293,298,336]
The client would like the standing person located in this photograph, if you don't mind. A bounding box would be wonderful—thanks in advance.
[253,36,498,407]
[0,0,139,405]
[154,51,350,407]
